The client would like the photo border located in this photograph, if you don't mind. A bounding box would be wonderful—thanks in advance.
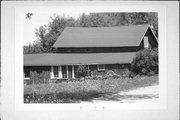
[1,1,179,120]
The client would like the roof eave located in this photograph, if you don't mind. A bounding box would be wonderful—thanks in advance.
[149,26,159,44]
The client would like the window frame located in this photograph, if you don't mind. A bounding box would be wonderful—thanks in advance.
[53,66,59,78]
[97,64,105,71]
[144,36,149,49]
[62,66,68,79]
[24,68,30,79]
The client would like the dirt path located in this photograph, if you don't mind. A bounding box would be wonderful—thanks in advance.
[117,84,158,103]
[90,84,159,103]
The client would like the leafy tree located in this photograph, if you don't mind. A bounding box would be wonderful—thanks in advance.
[23,41,43,54]
[34,15,76,53]
[131,48,158,76]
[26,13,33,19]
[77,13,90,27]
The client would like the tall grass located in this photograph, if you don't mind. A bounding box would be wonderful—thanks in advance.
[24,75,158,103]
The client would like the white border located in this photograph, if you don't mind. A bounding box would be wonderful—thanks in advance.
[14,5,167,111]
[2,1,179,120]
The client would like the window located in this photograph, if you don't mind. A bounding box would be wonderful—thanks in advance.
[144,36,149,49]
[97,64,105,71]
[53,66,59,78]
[24,69,30,78]
[62,66,67,78]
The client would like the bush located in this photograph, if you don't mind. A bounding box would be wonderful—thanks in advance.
[75,65,88,78]
[131,48,158,76]
[30,71,50,84]
[121,69,131,78]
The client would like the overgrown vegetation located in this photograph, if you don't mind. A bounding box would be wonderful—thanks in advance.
[29,71,50,84]
[24,75,158,103]
[131,48,158,76]
[75,65,88,78]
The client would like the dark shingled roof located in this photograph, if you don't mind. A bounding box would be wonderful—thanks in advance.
[53,24,150,48]
[24,53,136,66]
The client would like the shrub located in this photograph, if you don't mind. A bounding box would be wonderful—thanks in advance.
[75,65,88,78]
[30,71,50,84]
[91,70,106,77]
[120,69,130,78]
[131,48,158,76]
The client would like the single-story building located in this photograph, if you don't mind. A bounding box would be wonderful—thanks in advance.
[24,24,158,80]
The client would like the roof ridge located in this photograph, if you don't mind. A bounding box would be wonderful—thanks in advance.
[65,24,150,29]
[24,52,137,56]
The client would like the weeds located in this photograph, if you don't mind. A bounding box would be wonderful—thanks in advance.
[24,75,158,103]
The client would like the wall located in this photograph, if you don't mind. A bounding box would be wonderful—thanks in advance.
[76,64,131,77]
[24,66,51,77]
[54,47,139,53]
[137,27,158,50]
[144,27,158,48]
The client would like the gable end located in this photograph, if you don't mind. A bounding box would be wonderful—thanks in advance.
[138,26,158,49]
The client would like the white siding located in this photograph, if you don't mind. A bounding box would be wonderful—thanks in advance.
[59,66,62,78]
[144,36,149,48]
[50,66,54,79]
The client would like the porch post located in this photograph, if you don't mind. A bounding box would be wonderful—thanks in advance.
[66,65,68,78]
[51,66,54,79]
[72,65,75,79]
[59,66,62,78]
[87,65,90,76]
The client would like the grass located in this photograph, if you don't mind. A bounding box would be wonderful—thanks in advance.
[24,75,158,103]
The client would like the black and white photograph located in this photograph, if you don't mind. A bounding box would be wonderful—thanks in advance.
[1,1,179,120]
[23,9,159,104]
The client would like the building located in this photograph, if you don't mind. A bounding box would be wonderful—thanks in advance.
[24,24,158,80]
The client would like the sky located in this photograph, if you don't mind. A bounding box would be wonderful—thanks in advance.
[23,7,92,45]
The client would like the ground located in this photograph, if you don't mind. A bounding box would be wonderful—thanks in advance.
[24,76,159,103]
[91,84,158,103]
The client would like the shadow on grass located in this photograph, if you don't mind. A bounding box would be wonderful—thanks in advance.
[24,91,158,103]
[24,91,107,103]
[94,94,158,102]
[24,76,159,103]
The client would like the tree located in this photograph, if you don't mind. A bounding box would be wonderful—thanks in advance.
[77,13,90,27]
[23,41,43,54]
[26,13,33,19]
[131,48,158,76]
[34,15,76,53]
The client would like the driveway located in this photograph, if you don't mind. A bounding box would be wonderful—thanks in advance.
[90,84,159,103]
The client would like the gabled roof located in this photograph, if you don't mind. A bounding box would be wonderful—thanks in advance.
[53,24,151,48]
[24,52,136,66]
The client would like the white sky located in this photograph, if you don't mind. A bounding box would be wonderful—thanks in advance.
[23,7,93,45]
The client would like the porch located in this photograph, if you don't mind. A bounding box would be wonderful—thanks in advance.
[24,52,135,80]
[24,64,131,81]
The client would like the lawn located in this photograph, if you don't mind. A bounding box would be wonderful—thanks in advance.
[24,75,158,103]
